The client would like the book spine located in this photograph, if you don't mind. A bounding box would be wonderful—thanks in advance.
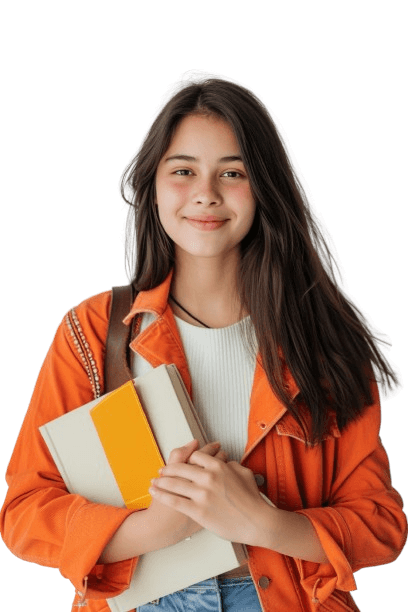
[231,542,248,565]
[166,365,208,445]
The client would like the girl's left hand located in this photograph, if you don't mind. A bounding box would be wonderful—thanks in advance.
[149,445,271,545]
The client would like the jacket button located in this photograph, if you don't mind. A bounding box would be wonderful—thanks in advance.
[258,576,271,589]
[254,474,265,486]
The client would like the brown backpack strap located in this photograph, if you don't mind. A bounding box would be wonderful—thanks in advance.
[104,284,137,393]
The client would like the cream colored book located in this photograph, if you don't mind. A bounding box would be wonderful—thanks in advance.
[39,364,248,612]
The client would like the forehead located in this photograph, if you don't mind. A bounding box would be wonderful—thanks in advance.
[166,114,240,155]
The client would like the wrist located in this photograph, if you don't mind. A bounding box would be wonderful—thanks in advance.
[251,500,281,549]
[250,502,328,563]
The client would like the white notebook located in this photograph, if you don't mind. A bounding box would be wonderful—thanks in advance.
[40,364,248,611]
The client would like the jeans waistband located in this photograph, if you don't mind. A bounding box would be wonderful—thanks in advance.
[183,576,254,591]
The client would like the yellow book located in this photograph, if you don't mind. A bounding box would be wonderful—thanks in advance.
[90,380,164,510]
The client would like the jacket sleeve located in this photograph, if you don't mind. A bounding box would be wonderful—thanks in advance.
[0,295,140,600]
[294,381,407,605]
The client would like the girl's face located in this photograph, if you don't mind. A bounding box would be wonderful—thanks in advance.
[155,114,256,265]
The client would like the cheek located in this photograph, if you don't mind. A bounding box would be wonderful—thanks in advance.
[157,178,189,203]
[233,182,253,200]
[232,185,256,215]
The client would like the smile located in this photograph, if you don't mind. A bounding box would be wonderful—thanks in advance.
[186,219,228,231]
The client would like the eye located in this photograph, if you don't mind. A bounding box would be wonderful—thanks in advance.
[222,171,243,178]
[172,169,244,178]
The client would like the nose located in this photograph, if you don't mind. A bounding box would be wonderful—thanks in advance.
[193,176,221,205]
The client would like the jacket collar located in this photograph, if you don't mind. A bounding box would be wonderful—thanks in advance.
[122,268,301,458]
[123,268,176,324]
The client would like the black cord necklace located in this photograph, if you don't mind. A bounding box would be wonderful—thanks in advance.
[169,294,210,328]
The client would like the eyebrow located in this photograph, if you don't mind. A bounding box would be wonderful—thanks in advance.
[164,154,243,163]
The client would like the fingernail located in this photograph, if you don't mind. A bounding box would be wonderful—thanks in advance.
[210,441,221,447]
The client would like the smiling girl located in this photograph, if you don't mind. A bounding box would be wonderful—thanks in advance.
[155,113,255,328]
[1,78,406,612]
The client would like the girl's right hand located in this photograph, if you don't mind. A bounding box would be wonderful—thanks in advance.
[146,440,228,546]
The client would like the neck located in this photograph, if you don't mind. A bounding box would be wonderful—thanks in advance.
[170,254,246,328]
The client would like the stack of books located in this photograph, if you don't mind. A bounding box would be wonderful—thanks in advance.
[40,364,248,612]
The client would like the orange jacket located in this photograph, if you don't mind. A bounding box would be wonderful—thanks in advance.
[1,268,406,612]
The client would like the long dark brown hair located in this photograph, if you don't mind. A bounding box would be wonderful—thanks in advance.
[121,77,398,444]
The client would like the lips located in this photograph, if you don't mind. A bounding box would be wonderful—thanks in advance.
[186,216,227,222]
[186,218,228,231]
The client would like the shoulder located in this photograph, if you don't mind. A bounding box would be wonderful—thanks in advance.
[64,290,113,344]
[58,290,113,398]
[61,289,112,358]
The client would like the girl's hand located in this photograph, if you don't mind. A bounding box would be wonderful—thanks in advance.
[149,443,269,545]
[145,440,228,547]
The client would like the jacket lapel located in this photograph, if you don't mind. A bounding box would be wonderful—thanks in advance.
[242,356,300,462]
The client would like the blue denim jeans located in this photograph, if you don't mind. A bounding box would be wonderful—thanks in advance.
[137,576,263,611]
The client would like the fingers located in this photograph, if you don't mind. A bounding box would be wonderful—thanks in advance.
[215,449,228,462]
[167,439,199,465]
[189,441,228,464]
[200,441,222,456]
[168,440,228,466]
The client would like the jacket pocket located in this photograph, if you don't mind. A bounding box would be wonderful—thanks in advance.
[275,404,341,445]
